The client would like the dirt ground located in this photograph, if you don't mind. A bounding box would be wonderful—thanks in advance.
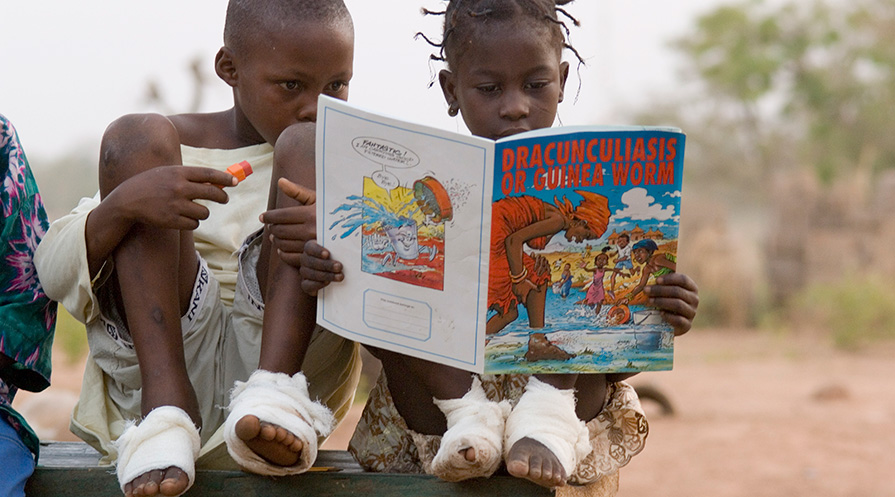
[15,329,895,496]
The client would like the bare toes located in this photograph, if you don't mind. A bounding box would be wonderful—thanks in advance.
[159,467,190,496]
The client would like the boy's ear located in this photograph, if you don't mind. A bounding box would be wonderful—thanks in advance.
[438,69,458,113]
[215,47,238,87]
[558,61,570,103]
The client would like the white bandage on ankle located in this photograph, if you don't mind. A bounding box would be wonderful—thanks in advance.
[224,370,334,476]
[504,377,591,479]
[114,406,200,495]
[423,377,511,481]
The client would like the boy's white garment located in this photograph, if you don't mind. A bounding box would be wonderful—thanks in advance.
[114,406,200,494]
[34,144,361,467]
[225,370,334,476]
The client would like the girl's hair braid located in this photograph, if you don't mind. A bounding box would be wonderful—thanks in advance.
[416,0,584,69]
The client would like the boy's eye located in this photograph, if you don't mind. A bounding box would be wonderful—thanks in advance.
[280,81,302,91]
[526,81,549,90]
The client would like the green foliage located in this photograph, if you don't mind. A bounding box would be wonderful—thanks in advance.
[672,0,895,185]
[789,277,895,349]
[54,306,88,364]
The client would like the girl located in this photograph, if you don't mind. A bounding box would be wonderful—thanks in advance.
[620,239,677,305]
[576,250,623,315]
[343,1,699,492]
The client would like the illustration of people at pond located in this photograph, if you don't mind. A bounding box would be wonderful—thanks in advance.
[329,175,455,291]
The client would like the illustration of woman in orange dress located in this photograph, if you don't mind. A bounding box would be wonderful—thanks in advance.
[487,191,610,336]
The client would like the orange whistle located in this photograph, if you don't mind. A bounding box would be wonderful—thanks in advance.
[227,160,253,183]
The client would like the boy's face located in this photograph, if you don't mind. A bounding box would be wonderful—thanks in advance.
[221,20,354,145]
[439,22,568,140]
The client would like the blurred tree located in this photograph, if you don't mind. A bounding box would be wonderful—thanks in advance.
[674,0,895,185]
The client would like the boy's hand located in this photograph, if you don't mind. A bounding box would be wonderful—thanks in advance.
[297,241,344,296]
[112,166,235,230]
[261,178,317,267]
[645,273,699,336]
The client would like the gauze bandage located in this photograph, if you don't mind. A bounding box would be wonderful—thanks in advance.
[414,377,510,481]
[504,377,591,479]
[224,370,334,476]
[114,406,200,495]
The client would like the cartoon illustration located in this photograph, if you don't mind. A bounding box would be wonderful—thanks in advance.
[328,137,455,291]
[575,250,624,316]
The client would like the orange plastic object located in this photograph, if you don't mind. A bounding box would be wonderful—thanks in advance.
[227,160,253,183]
[607,304,631,326]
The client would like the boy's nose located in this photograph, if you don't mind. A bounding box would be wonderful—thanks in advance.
[296,99,318,123]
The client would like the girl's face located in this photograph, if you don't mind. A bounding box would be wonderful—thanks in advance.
[595,254,609,266]
[439,22,569,140]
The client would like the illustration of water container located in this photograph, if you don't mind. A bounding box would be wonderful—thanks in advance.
[385,220,420,260]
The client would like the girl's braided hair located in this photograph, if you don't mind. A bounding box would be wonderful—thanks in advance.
[417,0,584,69]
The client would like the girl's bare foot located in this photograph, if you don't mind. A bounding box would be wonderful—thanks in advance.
[234,414,303,466]
[505,437,567,488]
[123,466,190,497]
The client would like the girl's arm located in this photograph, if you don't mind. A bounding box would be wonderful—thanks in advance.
[502,207,565,278]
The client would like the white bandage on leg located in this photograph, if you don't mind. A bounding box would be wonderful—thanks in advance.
[114,406,200,495]
[504,377,591,479]
[224,370,334,476]
[416,377,511,481]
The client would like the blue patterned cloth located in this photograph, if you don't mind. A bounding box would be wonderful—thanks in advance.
[0,114,58,460]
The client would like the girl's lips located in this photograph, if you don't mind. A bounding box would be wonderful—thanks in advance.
[496,127,529,138]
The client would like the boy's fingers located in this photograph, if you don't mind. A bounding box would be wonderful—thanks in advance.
[278,177,316,205]
[300,265,344,283]
[260,205,314,226]
[182,165,238,187]
[277,251,303,268]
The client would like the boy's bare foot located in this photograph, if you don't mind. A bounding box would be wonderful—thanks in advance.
[505,437,567,488]
[123,467,190,497]
[234,414,303,466]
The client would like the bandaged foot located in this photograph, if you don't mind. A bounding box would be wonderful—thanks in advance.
[412,377,511,481]
[114,406,200,497]
[224,370,334,476]
[504,377,591,487]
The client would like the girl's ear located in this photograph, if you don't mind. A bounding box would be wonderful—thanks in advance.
[558,61,570,103]
[215,47,238,87]
[439,69,459,115]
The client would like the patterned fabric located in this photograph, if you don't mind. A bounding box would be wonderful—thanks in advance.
[348,372,648,490]
[0,114,58,458]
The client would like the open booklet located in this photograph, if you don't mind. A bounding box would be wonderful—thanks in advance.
[315,96,685,374]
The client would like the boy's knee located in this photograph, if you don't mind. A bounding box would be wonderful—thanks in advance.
[273,122,316,168]
[99,113,180,182]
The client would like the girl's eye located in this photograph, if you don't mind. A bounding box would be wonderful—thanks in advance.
[526,81,549,90]
[477,84,499,94]
[327,81,349,93]
[281,81,301,91]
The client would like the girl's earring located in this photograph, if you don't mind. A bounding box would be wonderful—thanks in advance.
[448,103,459,117]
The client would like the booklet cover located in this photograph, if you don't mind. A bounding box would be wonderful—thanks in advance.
[315,96,685,374]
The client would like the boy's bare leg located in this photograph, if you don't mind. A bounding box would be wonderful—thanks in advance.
[505,373,607,488]
[98,115,200,497]
[232,123,321,466]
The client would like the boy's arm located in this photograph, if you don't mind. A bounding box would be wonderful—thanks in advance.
[261,178,343,295]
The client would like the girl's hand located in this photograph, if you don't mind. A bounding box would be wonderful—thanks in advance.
[297,241,344,296]
[261,178,317,268]
[645,273,699,336]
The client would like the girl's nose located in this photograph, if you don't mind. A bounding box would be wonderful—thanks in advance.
[499,90,529,120]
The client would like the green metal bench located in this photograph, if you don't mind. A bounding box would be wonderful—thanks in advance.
[27,442,552,496]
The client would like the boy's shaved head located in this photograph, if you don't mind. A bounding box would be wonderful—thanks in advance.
[224,0,352,53]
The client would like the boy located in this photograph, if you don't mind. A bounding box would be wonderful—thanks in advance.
[34,1,359,496]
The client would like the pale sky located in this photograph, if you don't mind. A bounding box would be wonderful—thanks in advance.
[2,0,723,163]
